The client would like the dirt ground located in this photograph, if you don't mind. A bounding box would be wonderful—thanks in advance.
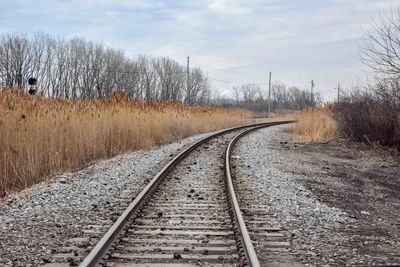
[274,128,400,265]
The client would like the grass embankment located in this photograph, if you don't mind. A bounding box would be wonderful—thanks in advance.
[0,89,250,192]
[293,106,337,142]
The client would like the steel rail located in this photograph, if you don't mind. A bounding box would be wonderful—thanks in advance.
[225,122,293,267]
[80,120,294,267]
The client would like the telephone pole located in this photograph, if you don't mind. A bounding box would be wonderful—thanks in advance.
[310,80,316,142]
[335,83,341,102]
[187,56,190,93]
[311,80,315,106]
[268,71,272,114]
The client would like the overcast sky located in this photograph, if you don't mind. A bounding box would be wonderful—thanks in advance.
[0,0,398,100]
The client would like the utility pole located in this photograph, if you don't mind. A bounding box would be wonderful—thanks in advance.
[311,80,315,106]
[187,56,190,94]
[268,71,272,114]
[335,83,341,102]
[310,80,316,142]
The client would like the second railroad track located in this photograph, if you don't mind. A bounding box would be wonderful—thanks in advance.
[79,121,293,267]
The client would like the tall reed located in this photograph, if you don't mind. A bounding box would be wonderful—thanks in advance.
[293,106,337,142]
[0,89,250,192]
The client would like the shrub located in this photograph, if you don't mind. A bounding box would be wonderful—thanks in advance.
[333,90,400,149]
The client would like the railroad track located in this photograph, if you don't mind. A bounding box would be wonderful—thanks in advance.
[230,127,299,266]
[79,121,293,267]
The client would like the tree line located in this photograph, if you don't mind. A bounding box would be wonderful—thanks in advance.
[0,33,210,104]
[0,32,320,111]
[213,83,320,112]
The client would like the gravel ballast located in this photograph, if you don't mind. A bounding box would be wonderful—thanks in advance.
[107,132,244,265]
[2,123,399,266]
[233,124,400,266]
[0,131,214,266]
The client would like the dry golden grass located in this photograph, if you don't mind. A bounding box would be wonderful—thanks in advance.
[268,112,297,122]
[250,112,296,124]
[293,106,337,142]
[0,89,250,192]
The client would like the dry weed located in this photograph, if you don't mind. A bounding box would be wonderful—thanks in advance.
[0,89,250,192]
[293,106,337,142]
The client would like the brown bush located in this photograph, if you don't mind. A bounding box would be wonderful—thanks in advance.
[333,92,400,149]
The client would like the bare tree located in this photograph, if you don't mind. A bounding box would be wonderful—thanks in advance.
[218,82,320,112]
[0,32,212,105]
[0,34,34,88]
[360,9,400,77]
[358,9,400,105]
[232,86,240,106]
[153,57,185,102]
[184,67,209,105]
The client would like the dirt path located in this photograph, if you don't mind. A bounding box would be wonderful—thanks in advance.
[277,130,400,265]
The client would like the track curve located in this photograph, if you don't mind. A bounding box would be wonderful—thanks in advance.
[80,121,293,267]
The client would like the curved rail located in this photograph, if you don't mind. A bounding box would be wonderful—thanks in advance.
[225,124,284,267]
[80,121,294,267]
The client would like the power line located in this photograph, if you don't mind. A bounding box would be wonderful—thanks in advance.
[187,58,268,86]
[208,77,267,86]
[209,76,342,96]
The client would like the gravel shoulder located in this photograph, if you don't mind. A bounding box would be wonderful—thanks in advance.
[233,124,400,266]
[0,131,215,266]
